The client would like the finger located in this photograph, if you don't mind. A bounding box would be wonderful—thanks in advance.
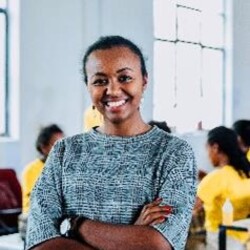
[142,198,169,213]
[142,205,173,217]
[144,210,172,224]
[150,216,166,226]
[141,206,172,222]
[143,199,163,211]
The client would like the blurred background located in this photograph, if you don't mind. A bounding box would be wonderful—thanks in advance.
[0,0,249,176]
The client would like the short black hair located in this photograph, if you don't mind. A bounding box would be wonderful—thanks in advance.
[36,124,63,154]
[232,119,250,146]
[148,120,171,133]
[82,35,147,84]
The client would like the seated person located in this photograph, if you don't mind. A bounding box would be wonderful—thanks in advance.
[22,124,64,214]
[19,124,64,240]
[197,126,250,250]
[232,119,250,161]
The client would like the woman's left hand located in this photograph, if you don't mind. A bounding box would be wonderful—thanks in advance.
[134,198,172,226]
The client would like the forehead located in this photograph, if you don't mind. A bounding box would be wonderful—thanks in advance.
[86,46,141,74]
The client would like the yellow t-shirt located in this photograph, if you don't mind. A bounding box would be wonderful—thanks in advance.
[247,149,250,162]
[197,165,250,242]
[22,159,44,213]
[83,106,103,132]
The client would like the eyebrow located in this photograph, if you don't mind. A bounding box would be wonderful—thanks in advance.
[90,67,134,79]
[116,67,133,73]
[90,72,107,80]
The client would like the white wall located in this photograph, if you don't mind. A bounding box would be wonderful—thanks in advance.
[19,0,85,168]
[0,0,154,176]
[232,0,250,121]
[0,0,86,175]
[1,0,250,176]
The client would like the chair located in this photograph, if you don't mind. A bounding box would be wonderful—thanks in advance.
[219,224,249,250]
[0,169,22,236]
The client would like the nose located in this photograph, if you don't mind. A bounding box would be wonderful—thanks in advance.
[106,79,121,96]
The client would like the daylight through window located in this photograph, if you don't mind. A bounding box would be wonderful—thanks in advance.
[153,0,225,132]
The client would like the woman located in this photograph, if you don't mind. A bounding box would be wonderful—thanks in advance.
[25,36,197,250]
[22,124,64,213]
[197,126,250,250]
[232,120,250,161]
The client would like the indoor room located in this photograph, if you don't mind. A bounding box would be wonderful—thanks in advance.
[0,0,250,249]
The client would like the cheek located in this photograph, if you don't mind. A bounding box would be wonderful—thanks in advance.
[207,149,213,161]
[128,84,144,99]
[89,88,102,102]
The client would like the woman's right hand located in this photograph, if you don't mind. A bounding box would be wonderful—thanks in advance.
[134,198,172,226]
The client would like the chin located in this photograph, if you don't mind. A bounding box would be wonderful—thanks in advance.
[107,116,125,124]
[104,112,129,124]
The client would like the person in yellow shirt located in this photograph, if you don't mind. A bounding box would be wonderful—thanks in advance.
[83,105,103,132]
[233,119,250,161]
[197,126,250,250]
[22,124,64,213]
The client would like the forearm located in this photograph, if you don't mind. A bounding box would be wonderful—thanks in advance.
[79,220,172,250]
[30,237,97,250]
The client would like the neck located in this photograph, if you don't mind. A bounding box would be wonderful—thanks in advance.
[99,116,150,137]
[40,156,47,163]
[218,155,230,167]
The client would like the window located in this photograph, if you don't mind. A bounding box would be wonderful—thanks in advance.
[153,0,225,133]
[0,0,8,135]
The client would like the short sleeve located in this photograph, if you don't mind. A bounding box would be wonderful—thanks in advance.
[152,140,197,250]
[197,169,223,204]
[25,141,64,250]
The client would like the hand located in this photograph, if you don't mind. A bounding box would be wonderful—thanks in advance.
[134,198,172,226]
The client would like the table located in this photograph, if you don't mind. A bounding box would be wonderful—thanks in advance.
[0,233,24,250]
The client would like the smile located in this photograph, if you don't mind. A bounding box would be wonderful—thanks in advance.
[106,99,127,108]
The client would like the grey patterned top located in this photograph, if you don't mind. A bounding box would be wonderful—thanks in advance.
[25,126,197,250]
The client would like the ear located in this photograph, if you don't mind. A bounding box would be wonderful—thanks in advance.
[142,75,148,91]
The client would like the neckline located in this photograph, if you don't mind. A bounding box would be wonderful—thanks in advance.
[89,125,159,143]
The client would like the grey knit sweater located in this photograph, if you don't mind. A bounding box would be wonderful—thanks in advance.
[26,126,197,250]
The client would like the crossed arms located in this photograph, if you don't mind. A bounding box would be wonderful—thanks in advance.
[30,199,173,250]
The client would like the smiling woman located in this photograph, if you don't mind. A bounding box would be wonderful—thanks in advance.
[85,46,148,131]
[25,36,197,250]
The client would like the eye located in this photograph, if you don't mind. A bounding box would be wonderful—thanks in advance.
[118,75,132,83]
[92,78,108,86]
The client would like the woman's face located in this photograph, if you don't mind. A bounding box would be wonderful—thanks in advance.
[85,46,147,125]
[41,132,64,157]
[206,143,220,167]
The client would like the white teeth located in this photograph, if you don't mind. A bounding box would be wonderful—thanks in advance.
[107,100,126,108]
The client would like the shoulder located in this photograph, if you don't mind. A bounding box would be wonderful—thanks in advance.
[198,167,225,189]
[48,132,95,162]
[23,159,43,175]
[62,133,89,144]
[151,129,197,178]
[154,128,195,159]
[54,132,90,150]
[221,165,245,180]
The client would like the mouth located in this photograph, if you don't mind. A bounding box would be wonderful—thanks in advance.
[103,98,129,111]
[106,99,127,107]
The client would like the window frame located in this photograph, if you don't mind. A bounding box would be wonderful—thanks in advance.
[153,0,226,133]
[0,5,9,136]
